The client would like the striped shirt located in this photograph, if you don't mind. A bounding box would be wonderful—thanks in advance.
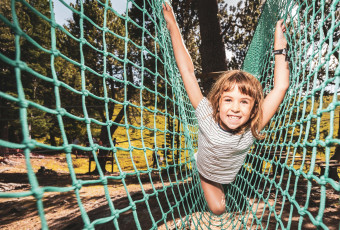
[195,97,255,184]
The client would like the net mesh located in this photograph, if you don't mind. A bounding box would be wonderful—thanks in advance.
[0,0,339,229]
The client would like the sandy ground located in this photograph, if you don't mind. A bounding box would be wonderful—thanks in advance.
[0,155,339,229]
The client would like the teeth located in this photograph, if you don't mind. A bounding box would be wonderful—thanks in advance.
[228,115,240,120]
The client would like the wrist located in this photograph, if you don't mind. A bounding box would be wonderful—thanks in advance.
[273,48,289,62]
[274,43,287,50]
[274,46,286,50]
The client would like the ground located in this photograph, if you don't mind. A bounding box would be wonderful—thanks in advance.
[0,154,339,229]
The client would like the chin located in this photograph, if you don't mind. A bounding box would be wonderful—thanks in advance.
[221,122,240,131]
[228,125,241,130]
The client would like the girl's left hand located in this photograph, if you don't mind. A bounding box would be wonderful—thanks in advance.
[274,19,287,50]
[162,3,176,30]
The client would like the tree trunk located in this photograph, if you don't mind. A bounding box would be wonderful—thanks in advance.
[49,127,56,146]
[327,109,340,181]
[93,66,135,174]
[197,0,227,93]
[0,112,9,154]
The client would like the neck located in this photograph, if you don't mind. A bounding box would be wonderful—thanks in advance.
[219,121,249,135]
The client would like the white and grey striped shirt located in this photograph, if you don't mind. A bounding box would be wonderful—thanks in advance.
[195,97,255,184]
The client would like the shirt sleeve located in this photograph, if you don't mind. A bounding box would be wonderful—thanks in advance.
[195,97,213,121]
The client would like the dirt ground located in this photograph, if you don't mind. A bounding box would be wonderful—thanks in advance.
[0,155,339,229]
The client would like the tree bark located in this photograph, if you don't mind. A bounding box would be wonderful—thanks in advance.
[93,66,135,174]
[327,109,340,181]
[0,113,9,154]
[197,0,227,93]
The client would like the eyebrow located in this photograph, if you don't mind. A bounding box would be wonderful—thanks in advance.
[222,95,252,100]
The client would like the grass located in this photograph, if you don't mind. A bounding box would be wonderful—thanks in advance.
[11,94,338,177]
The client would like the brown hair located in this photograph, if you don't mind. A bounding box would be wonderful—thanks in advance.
[207,70,264,139]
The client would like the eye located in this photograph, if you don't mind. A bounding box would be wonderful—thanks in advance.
[224,98,231,102]
[241,100,249,104]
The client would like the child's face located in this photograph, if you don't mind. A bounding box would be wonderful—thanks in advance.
[218,85,255,131]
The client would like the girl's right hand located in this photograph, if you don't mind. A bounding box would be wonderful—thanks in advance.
[162,3,176,29]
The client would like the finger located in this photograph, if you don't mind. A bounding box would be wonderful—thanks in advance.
[165,2,171,10]
[277,19,284,27]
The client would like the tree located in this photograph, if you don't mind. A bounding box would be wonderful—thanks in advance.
[172,0,263,93]
[0,0,55,151]
[60,0,132,173]
[197,0,227,73]
[279,0,339,160]
[220,0,263,69]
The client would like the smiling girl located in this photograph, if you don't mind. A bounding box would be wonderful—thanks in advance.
[163,3,289,215]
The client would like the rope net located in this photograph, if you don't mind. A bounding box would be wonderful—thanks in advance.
[0,0,339,229]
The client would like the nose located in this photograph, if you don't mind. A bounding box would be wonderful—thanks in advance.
[231,102,240,112]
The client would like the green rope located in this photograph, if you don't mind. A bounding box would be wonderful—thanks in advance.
[0,0,339,229]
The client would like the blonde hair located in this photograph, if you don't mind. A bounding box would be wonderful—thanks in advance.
[207,70,264,140]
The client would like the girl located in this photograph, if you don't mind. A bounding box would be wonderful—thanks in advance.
[163,3,289,215]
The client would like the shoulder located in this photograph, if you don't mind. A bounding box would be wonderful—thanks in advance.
[195,97,213,120]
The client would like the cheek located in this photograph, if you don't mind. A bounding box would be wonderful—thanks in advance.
[219,104,229,113]
[242,105,252,115]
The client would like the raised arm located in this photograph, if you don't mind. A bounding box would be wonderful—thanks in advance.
[163,3,203,109]
[260,19,290,130]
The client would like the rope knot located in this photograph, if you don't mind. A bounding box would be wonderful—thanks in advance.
[51,49,59,56]
[113,210,119,219]
[85,118,91,124]
[82,90,89,96]
[130,202,136,211]
[26,140,36,150]
[101,177,108,185]
[16,61,27,69]
[92,144,99,151]
[32,187,44,200]
[74,180,82,190]
[18,99,28,108]
[51,21,58,28]
[54,80,61,87]
[325,136,332,146]
[64,145,72,153]
[57,108,66,116]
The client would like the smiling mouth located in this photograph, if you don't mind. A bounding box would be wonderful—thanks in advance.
[227,115,241,120]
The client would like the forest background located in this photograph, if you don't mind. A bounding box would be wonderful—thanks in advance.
[0,0,338,175]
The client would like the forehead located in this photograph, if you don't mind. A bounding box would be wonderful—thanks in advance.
[221,85,253,99]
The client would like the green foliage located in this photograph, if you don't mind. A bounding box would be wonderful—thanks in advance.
[0,0,339,229]
[0,0,55,142]
[219,0,263,69]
